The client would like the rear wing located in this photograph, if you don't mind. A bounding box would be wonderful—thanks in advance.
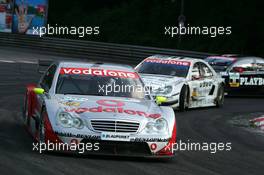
[37,59,54,73]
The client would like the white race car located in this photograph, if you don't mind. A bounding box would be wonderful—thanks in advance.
[135,55,225,111]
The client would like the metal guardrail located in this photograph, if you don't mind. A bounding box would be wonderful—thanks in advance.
[0,33,213,64]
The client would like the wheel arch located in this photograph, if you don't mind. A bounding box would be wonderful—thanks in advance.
[40,100,62,143]
[25,83,37,117]
[159,106,176,136]
[183,83,191,101]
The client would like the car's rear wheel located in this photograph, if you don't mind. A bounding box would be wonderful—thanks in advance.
[179,85,189,112]
[216,85,225,107]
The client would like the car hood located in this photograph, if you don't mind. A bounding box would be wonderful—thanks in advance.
[51,95,162,122]
[140,73,185,88]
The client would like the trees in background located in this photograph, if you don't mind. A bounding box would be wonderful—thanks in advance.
[48,0,264,56]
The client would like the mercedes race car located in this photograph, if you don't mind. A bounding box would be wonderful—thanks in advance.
[23,60,176,158]
[205,55,264,96]
[135,55,225,111]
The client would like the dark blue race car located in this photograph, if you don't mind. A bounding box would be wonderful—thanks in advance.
[205,55,264,96]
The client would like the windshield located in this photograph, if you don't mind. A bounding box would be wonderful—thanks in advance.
[205,56,236,72]
[56,68,148,99]
[137,59,190,77]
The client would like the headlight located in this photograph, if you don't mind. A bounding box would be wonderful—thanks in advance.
[72,117,84,129]
[144,118,168,134]
[163,86,173,94]
[156,86,173,95]
[155,118,168,132]
[57,111,84,129]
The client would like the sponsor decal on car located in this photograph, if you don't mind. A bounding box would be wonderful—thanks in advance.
[229,73,264,87]
[144,58,191,66]
[54,131,100,139]
[101,132,130,142]
[200,81,213,88]
[229,73,240,87]
[240,77,264,86]
[65,99,161,119]
[62,96,89,102]
[130,138,170,142]
[60,68,139,79]
[60,101,81,107]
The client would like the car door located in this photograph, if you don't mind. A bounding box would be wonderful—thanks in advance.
[189,62,205,101]
[198,62,216,101]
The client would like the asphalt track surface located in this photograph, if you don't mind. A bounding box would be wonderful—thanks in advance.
[0,47,263,175]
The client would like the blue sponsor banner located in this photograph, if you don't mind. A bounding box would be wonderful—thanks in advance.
[12,0,48,34]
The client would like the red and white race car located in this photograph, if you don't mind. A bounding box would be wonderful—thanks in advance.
[23,60,177,158]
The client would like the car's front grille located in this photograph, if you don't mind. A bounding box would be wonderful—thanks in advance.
[90,120,140,133]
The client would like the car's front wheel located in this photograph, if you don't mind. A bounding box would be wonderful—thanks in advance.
[216,84,225,107]
[179,85,189,112]
[38,108,46,144]
[23,93,30,126]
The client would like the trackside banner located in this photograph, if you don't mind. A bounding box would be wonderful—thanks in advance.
[0,0,13,32]
[0,0,48,34]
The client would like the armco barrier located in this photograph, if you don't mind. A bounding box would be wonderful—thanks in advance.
[0,33,213,64]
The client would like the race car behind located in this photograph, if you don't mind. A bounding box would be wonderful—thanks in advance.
[135,55,225,111]
[205,55,264,96]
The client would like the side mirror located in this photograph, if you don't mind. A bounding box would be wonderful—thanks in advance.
[155,96,167,105]
[191,75,200,80]
[191,70,201,80]
[33,88,45,95]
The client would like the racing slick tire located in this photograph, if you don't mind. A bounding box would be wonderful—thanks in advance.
[179,85,189,112]
[216,84,225,108]
[38,108,46,144]
[22,93,30,126]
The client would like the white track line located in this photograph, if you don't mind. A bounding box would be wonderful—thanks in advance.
[0,60,37,64]
[18,61,37,64]
[0,60,15,63]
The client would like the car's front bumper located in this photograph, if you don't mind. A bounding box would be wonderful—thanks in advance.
[45,133,175,157]
[155,94,180,109]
